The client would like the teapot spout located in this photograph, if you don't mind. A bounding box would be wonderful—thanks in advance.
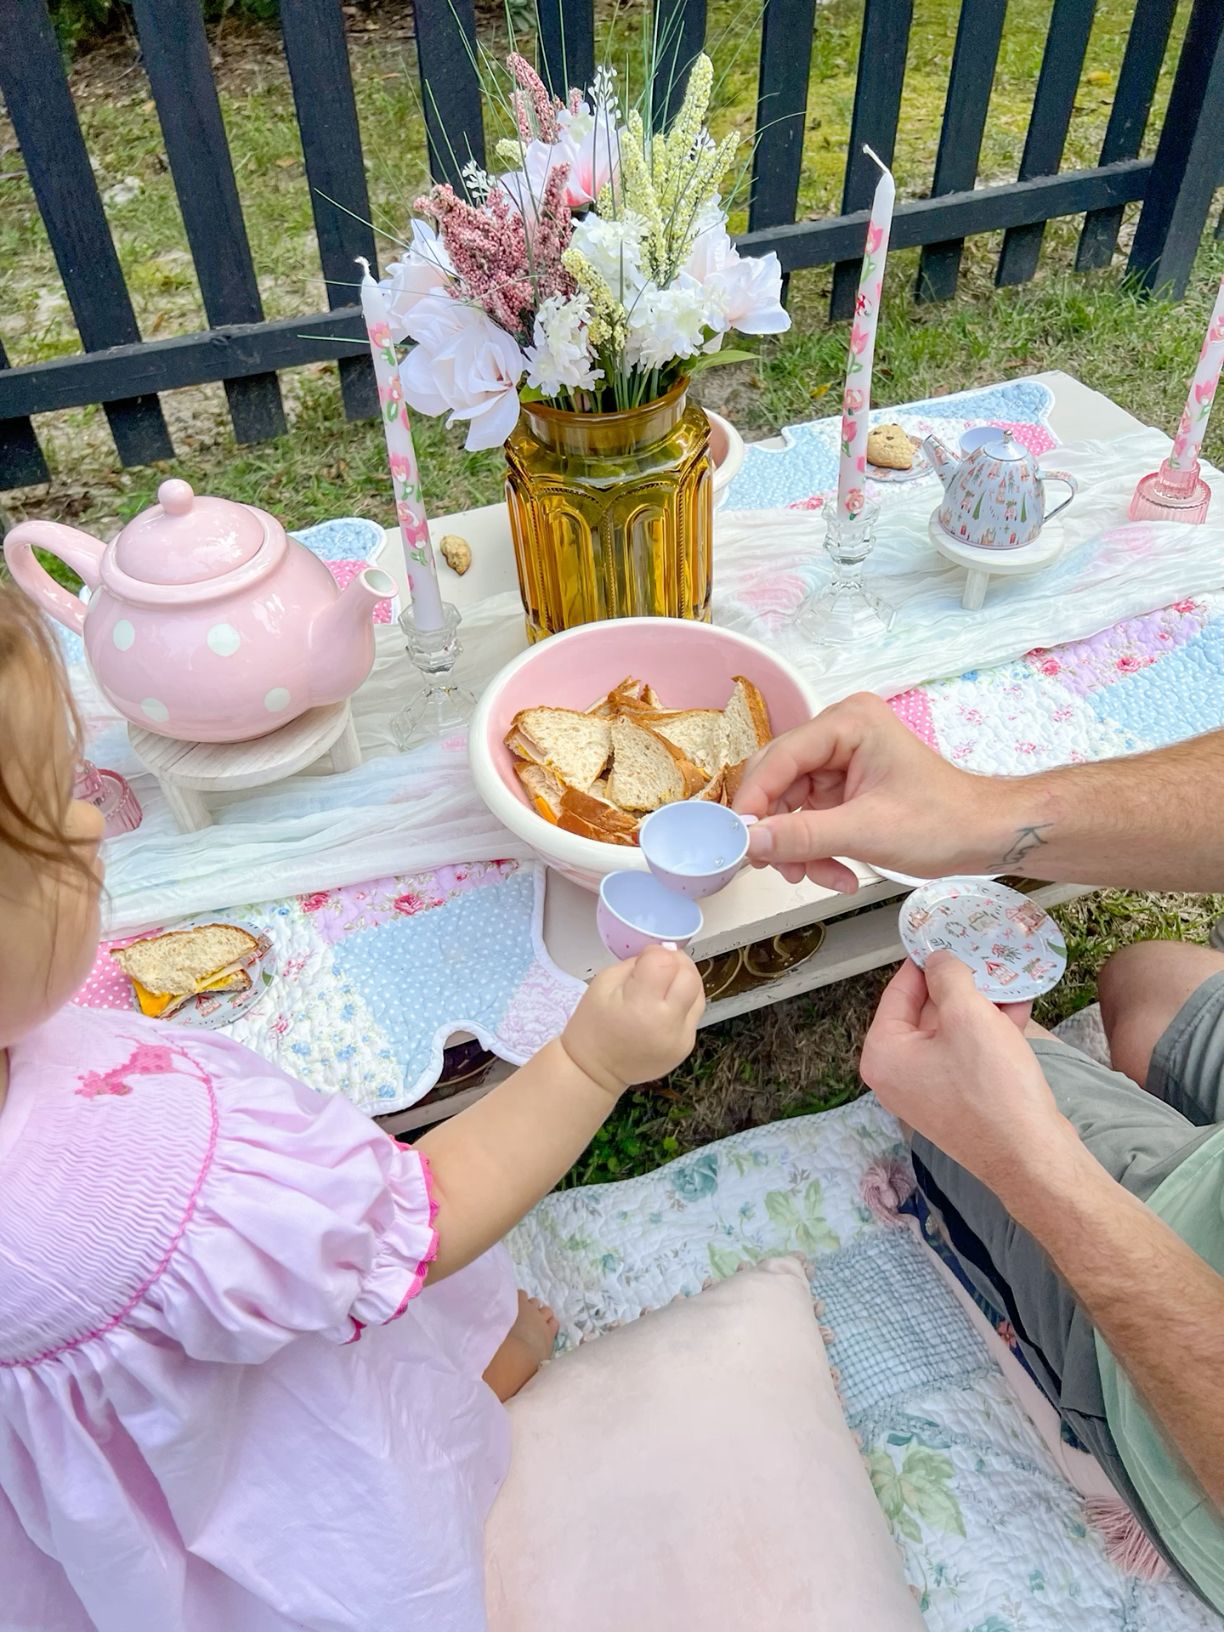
[922,434,961,491]
[311,567,395,705]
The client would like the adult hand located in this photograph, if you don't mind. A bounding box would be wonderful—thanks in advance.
[860,954,1067,1195]
[734,693,1006,890]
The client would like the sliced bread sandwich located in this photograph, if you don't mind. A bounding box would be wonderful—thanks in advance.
[112,923,259,1018]
[506,707,611,792]
[605,717,708,813]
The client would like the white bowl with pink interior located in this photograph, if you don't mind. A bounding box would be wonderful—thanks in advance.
[705,409,745,509]
[469,618,821,891]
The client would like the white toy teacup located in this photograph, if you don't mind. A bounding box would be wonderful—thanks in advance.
[597,871,704,961]
[638,801,757,900]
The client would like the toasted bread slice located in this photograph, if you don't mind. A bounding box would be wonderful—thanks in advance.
[559,784,638,836]
[695,771,725,803]
[516,762,564,824]
[721,758,748,805]
[557,810,638,845]
[157,968,252,1020]
[605,718,707,813]
[652,710,728,780]
[506,707,611,792]
[723,676,772,764]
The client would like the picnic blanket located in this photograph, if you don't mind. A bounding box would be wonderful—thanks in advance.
[74,377,1224,934]
[508,1091,1217,1632]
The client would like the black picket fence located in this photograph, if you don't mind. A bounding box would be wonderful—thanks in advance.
[1,0,1223,493]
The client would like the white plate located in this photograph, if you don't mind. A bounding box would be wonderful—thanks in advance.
[898,878,1066,1002]
[866,435,929,485]
[128,923,276,1030]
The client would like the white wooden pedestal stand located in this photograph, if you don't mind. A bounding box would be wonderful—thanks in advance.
[929,514,1063,610]
[128,701,362,833]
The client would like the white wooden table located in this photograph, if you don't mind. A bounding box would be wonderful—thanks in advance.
[372,371,1145,1131]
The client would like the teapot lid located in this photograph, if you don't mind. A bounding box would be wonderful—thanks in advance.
[977,428,1026,462]
[112,479,268,586]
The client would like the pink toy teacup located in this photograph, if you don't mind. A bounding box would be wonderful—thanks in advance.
[638,801,757,900]
[597,871,703,961]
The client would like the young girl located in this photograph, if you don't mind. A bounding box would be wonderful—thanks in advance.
[0,589,704,1632]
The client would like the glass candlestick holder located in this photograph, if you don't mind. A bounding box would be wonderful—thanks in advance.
[391,603,476,751]
[1128,458,1212,524]
[796,499,896,643]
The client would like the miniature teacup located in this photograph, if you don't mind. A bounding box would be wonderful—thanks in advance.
[597,871,704,961]
[638,801,757,900]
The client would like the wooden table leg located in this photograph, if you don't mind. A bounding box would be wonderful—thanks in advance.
[961,568,989,611]
[161,780,213,832]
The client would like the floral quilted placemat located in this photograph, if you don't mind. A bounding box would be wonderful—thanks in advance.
[72,858,583,1115]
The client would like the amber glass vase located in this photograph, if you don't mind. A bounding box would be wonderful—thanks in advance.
[504,378,714,642]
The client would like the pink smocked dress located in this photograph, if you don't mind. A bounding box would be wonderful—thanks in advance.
[0,1003,516,1632]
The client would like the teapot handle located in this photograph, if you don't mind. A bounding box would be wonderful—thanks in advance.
[2,521,105,636]
[1042,470,1079,524]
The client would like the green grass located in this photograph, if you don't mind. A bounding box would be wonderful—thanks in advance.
[2,1,1222,1186]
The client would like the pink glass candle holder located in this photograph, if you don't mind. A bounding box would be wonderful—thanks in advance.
[74,760,143,838]
[1128,458,1211,525]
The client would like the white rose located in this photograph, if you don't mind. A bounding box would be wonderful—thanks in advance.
[524,293,604,397]
[380,221,453,343]
[401,299,527,451]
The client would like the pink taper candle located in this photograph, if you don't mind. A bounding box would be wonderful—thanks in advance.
[1169,272,1224,472]
[357,259,445,632]
[836,147,896,520]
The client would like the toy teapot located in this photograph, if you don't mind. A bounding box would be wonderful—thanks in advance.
[923,430,1078,550]
[4,480,393,743]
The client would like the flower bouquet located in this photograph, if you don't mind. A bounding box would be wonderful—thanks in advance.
[380,50,789,639]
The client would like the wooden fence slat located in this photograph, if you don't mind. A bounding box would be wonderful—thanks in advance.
[915,0,1007,304]
[536,0,595,101]
[748,0,819,284]
[829,0,915,322]
[741,158,1151,272]
[1128,0,1224,298]
[651,0,708,132]
[279,0,378,423]
[1076,0,1178,271]
[995,0,1097,288]
[412,0,485,188]
[0,0,173,468]
[130,0,286,445]
[0,156,1157,435]
[0,339,50,489]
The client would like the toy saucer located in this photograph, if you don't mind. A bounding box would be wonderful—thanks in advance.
[898,878,1066,1002]
[867,435,928,484]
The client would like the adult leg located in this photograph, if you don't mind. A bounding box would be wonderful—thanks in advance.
[911,1035,1215,1575]
[1098,940,1224,1095]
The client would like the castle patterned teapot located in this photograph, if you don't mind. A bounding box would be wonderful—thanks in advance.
[923,430,1078,550]
[4,480,393,743]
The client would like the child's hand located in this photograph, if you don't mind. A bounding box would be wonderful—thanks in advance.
[562,948,705,1097]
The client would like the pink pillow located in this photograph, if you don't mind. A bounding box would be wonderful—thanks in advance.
[484,1257,924,1630]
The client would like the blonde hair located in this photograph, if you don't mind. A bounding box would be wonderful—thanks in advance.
[0,587,91,885]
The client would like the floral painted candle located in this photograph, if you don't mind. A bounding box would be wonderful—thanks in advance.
[1169,272,1224,473]
[357,258,445,632]
[836,147,896,520]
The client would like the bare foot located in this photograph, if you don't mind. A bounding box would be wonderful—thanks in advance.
[482,1291,559,1402]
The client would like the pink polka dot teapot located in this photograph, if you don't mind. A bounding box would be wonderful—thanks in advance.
[4,480,393,742]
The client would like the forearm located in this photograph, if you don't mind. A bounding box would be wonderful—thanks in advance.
[966,730,1224,890]
[415,1039,615,1281]
[998,1123,1224,1508]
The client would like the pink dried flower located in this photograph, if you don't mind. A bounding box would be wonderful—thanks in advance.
[507,52,560,143]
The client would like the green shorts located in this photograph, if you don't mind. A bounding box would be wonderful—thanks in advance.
[911,972,1224,1580]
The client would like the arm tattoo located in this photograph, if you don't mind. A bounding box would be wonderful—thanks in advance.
[995,823,1053,871]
